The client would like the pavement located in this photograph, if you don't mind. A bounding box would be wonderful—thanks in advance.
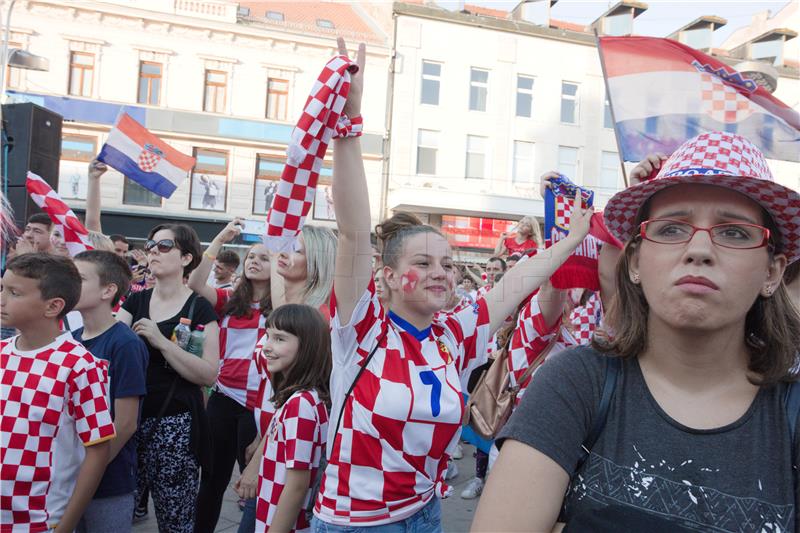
[132,444,482,532]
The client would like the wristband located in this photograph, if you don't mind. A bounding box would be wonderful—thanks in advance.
[333,114,363,138]
[203,251,216,261]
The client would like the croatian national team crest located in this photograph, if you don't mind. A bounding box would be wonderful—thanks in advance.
[138,144,164,173]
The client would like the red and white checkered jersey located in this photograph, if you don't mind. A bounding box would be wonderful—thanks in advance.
[508,292,603,406]
[252,334,276,438]
[1,333,116,532]
[215,289,267,410]
[314,280,490,526]
[256,389,328,533]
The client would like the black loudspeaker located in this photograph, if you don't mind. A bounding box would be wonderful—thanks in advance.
[2,103,63,227]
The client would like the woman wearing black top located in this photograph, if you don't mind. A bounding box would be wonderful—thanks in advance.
[117,224,219,533]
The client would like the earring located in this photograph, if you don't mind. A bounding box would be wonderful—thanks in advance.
[632,273,640,284]
[763,286,773,297]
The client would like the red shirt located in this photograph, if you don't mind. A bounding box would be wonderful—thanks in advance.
[503,236,538,255]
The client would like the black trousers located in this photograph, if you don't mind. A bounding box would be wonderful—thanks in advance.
[194,392,258,533]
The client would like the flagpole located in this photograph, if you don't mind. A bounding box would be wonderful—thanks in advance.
[594,29,629,188]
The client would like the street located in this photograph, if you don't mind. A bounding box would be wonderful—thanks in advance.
[133,444,481,532]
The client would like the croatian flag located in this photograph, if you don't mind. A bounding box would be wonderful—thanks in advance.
[599,36,800,162]
[26,172,93,256]
[97,113,195,197]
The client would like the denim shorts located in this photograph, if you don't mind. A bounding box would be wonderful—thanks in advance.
[311,497,442,533]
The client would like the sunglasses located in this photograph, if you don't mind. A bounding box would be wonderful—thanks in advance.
[144,239,177,254]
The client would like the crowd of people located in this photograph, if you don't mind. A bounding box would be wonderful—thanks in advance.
[1,37,799,533]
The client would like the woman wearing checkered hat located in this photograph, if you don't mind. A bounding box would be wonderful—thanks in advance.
[474,132,800,532]
[309,39,593,533]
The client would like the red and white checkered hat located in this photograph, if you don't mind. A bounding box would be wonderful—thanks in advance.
[604,131,800,263]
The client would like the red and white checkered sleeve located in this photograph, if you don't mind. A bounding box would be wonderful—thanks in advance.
[69,353,116,446]
[508,294,561,389]
[281,393,321,470]
[329,279,386,367]
[448,297,491,389]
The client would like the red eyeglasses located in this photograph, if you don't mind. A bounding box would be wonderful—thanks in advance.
[639,219,771,250]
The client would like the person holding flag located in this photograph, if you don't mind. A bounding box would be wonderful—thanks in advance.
[473,131,800,532]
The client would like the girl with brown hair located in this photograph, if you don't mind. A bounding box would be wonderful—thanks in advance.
[474,132,800,532]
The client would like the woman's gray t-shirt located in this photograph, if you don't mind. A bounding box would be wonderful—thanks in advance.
[498,346,798,532]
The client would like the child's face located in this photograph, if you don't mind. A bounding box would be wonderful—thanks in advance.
[262,327,300,375]
[74,261,113,312]
[0,270,61,328]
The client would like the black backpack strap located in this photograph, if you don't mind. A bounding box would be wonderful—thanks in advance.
[576,356,621,471]
[786,381,800,468]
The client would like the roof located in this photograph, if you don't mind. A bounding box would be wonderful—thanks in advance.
[667,15,727,39]
[751,27,798,42]
[462,3,507,18]
[550,18,585,33]
[237,1,385,43]
[593,0,648,22]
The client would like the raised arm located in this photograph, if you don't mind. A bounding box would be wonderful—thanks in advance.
[85,159,107,233]
[332,38,371,325]
[187,218,243,306]
[484,193,591,333]
[494,232,509,256]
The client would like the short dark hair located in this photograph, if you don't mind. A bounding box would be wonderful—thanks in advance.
[216,250,240,269]
[5,253,81,318]
[148,224,202,276]
[109,234,129,246]
[27,213,52,229]
[488,256,507,271]
[74,250,132,306]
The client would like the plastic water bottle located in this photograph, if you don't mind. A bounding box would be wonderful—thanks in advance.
[171,318,192,349]
[187,324,205,357]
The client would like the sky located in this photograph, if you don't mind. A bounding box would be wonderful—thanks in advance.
[438,0,793,47]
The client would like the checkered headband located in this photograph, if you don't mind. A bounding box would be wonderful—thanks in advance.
[604,131,800,263]
[264,55,361,252]
[26,172,94,256]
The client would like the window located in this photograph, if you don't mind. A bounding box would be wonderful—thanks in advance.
[512,141,535,183]
[751,38,784,66]
[253,155,283,215]
[137,61,162,105]
[421,60,441,105]
[560,81,579,124]
[604,97,613,129]
[190,148,228,211]
[266,78,289,120]
[604,12,633,36]
[69,51,94,97]
[123,179,162,207]
[465,135,487,179]
[416,129,438,175]
[59,134,96,200]
[600,151,621,189]
[682,27,712,50]
[203,70,227,113]
[316,19,335,29]
[266,10,284,21]
[557,146,580,181]
[469,68,488,112]
[6,42,22,89]
[516,75,534,118]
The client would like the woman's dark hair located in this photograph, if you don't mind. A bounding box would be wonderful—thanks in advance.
[148,223,202,277]
[267,304,332,408]
[223,245,272,318]
[375,212,444,268]
[593,199,800,385]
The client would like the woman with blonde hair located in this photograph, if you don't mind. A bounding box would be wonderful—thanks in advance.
[494,215,543,257]
[474,132,800,532]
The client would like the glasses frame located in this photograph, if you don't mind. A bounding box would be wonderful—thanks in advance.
[144,239,177,254]
[639,218,771,250]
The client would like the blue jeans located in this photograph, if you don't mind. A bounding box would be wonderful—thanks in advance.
[311,497,442,533]
[237,498,256,533]
[76,492,135,533]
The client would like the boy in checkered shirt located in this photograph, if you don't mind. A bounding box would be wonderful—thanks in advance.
[1,253,116,533]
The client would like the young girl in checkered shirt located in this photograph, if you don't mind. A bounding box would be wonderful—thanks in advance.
[311,38,593,532]
[251,304,331,533]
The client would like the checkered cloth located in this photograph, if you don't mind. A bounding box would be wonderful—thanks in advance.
[264,55,361,253]
[604,131,800,263]
[252,334,276,438]
[26,172,94,256]
[256,390,328,533]
[1,333,115,531]
[315,280,490,526]
[700,73,754,123]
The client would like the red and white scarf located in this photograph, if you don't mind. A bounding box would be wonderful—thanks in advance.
[26,172,93,256]
[264,55,362,252]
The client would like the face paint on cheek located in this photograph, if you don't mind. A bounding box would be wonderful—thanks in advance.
[400,268,420,293]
